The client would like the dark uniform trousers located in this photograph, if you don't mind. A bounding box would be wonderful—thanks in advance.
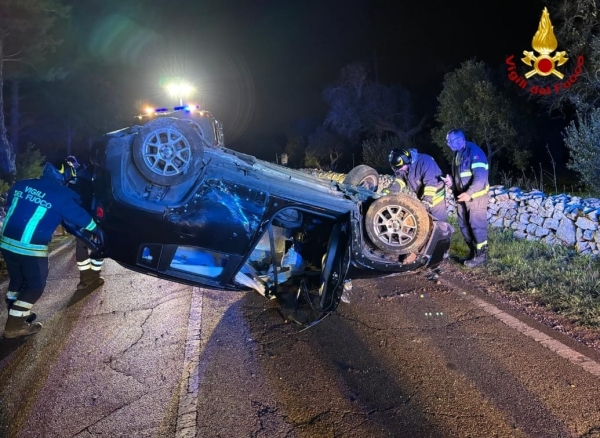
[429,197,448,222]
[75,239,103,271]
[1,249,49,305]
[456,192,489,248]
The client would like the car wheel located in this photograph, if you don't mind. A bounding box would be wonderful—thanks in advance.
[132,117,205,186]
[365,194,431,254]
[343,164,379,191]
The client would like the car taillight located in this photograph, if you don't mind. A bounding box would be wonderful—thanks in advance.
[95,205,105,219]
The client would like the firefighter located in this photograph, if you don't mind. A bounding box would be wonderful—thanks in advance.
[384,148,448,221]
[65,159,104,290]
[1,161,101,339]
[445,129,489,267]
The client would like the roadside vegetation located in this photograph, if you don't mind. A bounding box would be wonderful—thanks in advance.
[0,145,46,193]
[450,219,600,328]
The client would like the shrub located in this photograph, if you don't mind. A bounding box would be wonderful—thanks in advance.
[563,108,600,193]
[303,148,324,170]
[362,135,412,173]
[0,144,46,197]
[16,144,46,180]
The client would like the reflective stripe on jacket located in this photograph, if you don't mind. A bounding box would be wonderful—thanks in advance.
[451,141,489,199]
[0,175,97,257]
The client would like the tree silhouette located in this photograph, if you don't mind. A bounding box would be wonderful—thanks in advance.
[323,63,427,142]
[432,59,532,179]
[0,0,69,179]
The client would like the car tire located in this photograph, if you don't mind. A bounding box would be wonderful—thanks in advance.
[343,164,379,191]
[132,117,205,186]
[365,194,431,254]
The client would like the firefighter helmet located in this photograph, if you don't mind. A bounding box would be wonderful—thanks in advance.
[56,155,80,184]
[42,162,68,185]
[388,149,412,168]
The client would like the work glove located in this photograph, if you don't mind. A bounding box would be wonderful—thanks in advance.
[456,192,472,203]
[91,227,105,247]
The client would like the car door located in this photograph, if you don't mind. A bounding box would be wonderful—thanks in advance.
[317,221,352,312]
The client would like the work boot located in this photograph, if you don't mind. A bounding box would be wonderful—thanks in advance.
[2,314,42,339]
[459,242,476,263]
[77,270,104,290]
[89,270,105,288]
[464,246,488,268]
[77,270,92,290]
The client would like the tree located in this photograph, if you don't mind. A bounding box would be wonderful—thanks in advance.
[432,59,531,179]
[563,107,600,192]
[531,0,600,112]
[31,65,130,155]
[323,63,427,147]
[283,136,306,168]
[0,0,69,179]
[304,127,348,171]
[361,135,411,173]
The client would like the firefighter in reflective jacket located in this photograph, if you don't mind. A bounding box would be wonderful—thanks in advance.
[62,157,105,290]
[384,148,448,221]
[0,162,100,339]
[445,129,489,267]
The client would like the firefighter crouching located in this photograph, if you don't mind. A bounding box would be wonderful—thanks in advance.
[384,148,448,222]
[0,161,102,339]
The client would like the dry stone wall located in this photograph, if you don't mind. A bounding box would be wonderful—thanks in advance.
[483,186,600,256]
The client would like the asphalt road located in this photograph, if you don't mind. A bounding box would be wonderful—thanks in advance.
[1,241,600,437]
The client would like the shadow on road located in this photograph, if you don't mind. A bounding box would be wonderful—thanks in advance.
[193,290,440,437]
[66,283,103,307]
[0,336,35,361]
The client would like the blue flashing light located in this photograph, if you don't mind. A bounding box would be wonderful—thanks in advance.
[139,104,202,118]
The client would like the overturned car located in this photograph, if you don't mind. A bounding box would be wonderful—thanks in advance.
[82,107,452,325]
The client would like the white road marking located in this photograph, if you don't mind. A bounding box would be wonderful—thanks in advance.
[444,279,600,378]
[176,287,203,438]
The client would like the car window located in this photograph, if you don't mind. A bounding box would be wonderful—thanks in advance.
[169,246,228,278]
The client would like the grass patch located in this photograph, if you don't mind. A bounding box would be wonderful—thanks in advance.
[449,218,600,328]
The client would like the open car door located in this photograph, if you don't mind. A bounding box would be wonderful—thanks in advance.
[288,221,351,326]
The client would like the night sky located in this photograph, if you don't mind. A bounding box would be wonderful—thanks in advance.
[71,0,551,154]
